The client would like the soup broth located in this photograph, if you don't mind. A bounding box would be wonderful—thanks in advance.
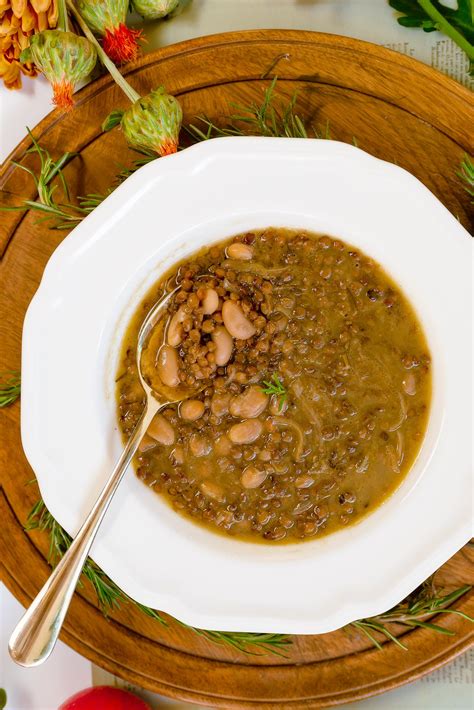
[117,229,431,543]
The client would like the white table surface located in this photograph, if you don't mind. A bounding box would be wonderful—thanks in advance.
[1,1,472,708]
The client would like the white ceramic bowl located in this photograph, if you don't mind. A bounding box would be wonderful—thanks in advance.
[22,137,472,634]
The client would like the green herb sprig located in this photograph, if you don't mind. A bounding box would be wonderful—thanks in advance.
[458,154,474,202]
[1,129,103,229]
[1,80,319,233]
[261,373,287,411]
[26,498,289,655]
[26,495,472,656]
[187,77,331,141]
[25,500,161,616]
[352,583,473,650]
[189,628,291,656]
[0,371,21,407]
[389,0,474,75]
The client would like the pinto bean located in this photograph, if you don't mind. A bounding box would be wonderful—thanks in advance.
[138,434,157,452]
[202,288,219,315]
[211,326,233,365]
[147,414,175,446]
[189,433,212,457]
[241,465,267,489]
[229,385,268,418]
[171,444,184,465]
[295,474,314,489]
[214,434,232,456]
[211,391,232,417]
[269,393,288,415]
[157,345,180,388]
[402,372,417,396]
[227,243,253,260]
[293,500,314,515]
[167,306,186,347]
[228,419,263,444]
[200,480,225,502]
[222,301,256,339]
[180,399,205,421]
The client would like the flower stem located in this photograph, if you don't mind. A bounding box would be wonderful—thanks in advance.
[57,0,69,32]
[66,0,141,104]
[417,0,474,61]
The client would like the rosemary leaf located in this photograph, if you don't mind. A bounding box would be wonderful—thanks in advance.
[134,602,168,624]
[352,620,407,650]
[458,154,474,201]
[403,620,455,635]
[351,621,385,650]
[261,374,287,411]
[0,371,21,407]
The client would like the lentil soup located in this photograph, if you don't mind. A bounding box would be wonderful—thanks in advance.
[116,229,431,543]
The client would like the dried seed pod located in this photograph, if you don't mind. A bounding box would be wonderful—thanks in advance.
[131,0,179,20]
[22,29,96,110]
[121,86,183,157]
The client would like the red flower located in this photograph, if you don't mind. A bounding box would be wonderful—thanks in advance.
[102,23,143,64]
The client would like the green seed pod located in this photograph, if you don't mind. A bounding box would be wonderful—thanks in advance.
[25,30,97,110]
[77,0,128,37]
[132,0,180,20]
[121,86,183,156]
[77,0,142,63]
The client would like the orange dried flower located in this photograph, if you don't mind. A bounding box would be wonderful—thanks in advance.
[0,0,58,89]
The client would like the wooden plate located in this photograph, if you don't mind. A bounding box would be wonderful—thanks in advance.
[1,31,473,708]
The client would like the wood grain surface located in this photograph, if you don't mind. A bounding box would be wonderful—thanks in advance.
[1,30,473,708]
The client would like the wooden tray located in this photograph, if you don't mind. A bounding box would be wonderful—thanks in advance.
[1,31,473,708]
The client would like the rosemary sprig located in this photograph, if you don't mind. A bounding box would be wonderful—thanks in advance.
[26,497,472,655]
[351,583,473,650]
[25,500,167,622]
[2,80,320,233]
[25,498,288,654]
[0,371,21,407]
[261,373,287,411]
[190,628,291,656]
[0,132,158,230]
[1,129,102,229]
[186,77,331,142]
[458,154,474,201]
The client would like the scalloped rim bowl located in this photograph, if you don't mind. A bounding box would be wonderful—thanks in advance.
[21,137,472,634]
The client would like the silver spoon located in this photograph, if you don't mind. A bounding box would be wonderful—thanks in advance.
[9,286,196,667]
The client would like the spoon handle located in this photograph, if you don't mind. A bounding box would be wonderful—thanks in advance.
[8,399,161,667]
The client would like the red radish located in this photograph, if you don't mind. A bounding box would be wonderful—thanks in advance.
[59,686,151,709]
